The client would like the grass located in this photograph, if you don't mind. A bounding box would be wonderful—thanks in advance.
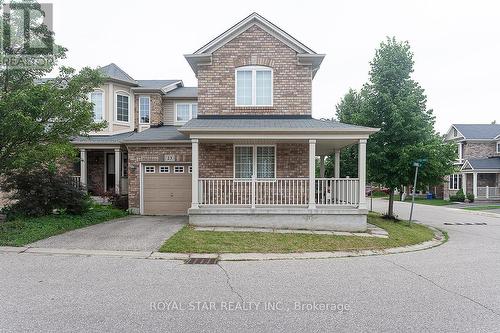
[159,213,436,253]
[380,196,453,206]
[462,205,500,211]
[0,205,127,247]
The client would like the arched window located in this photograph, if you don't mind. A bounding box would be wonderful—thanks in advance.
[235,66,273,106]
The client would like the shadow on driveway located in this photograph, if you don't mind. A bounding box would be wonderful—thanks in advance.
[29,215,187,251]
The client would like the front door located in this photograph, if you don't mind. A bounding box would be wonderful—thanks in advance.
[106,153,115,191]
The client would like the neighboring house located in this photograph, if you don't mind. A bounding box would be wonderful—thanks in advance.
[72,13,378,231]
[443,124,500,200]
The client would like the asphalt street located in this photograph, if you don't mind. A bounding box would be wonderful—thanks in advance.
[1,199,499,332]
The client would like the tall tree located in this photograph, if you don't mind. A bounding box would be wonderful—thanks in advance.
[335,38,456,217]
[0,0,104,174]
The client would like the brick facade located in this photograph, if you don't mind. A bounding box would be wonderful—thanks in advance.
[197,25,312,116]
[199,143,309,178]
[462,142,499,159]
[127,145,192,211]
[134,93,163,128]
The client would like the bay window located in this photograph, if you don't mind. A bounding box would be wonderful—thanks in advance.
[234,145,276,179]
[139,96,150,124]
[90,90,104,121]
[116,93,130,122]
[235,66,273,106]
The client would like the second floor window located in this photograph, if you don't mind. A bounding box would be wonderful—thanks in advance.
[116,93,129,122]
[235,66,272,106]
[90,91,104,121]
[175,103,197,124]
[139,96,150,124]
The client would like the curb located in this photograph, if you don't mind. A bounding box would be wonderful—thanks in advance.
[444,207,500,219]
[0,227,446,262]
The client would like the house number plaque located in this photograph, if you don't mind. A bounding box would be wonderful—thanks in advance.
[164,154,176,162]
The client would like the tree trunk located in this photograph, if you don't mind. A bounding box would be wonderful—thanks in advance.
[388,188,395,218]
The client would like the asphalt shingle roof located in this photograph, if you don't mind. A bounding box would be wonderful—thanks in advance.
[72,131,135,144]
[467,158,500,170]
[180,117,377,132]
[136,80,181,90]
[98,63,137,85]
[453,124,500,140]
[123,126,188,142]
[165,87,198,98]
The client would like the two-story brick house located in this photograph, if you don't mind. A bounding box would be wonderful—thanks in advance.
[443,124,500,200]
[74,13,378,231]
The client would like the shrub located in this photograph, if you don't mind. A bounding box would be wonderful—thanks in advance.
[466,193,475,203]
[109,193,129,211]
[1,169,91,217]
[449,189,465,202]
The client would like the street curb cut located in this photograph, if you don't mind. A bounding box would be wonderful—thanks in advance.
[0,225,446,262]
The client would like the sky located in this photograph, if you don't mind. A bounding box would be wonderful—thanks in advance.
[48,0,500,134]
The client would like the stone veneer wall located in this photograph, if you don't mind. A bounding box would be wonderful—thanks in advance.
[197,25,312,116]
[127,145,192,211]
[462,142,499,159]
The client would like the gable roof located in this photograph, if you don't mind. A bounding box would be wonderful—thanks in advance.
[165,87,198,98]
[461,157,500,171]
[184,12,325,77]
[452,124,500,140]
[98,63,138,86]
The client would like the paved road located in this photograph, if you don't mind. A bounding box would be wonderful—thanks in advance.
[29,216,187,251]
[1,200,500,332]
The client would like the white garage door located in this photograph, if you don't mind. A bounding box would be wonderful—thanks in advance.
[143,164,192,215]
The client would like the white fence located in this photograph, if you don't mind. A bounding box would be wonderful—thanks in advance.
[198,177,360,207]
[477,186,500,199]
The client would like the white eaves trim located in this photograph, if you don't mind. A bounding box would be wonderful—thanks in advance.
[460,160,473,171]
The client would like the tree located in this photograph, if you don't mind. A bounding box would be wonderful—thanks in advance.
[0,0,104,174]
[334,38,456,218]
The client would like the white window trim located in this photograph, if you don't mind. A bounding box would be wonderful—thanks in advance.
[449,174,461,190]
[188,166,193,174]
[159,166,170,173]
[174,166,185,173]
[497,142,500,153]
[139,95,151,124]
[115,91,131,124]
[174,103,197,125]
[235,66,273,107]
[457,142,463,161]
[89,89,105,122]
[233,144,276,179]
[145,166,155,174]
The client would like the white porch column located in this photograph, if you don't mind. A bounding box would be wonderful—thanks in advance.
[80,149,87,190]
[191,139,199,209]
[462,173,467,195]
[473,172,478,198]
[114,149,121,194]
[309,139,316,209]
[319,155,325,178]
[358,139,367,209]
[334,149,340,178]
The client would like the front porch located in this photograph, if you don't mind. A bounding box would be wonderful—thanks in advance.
[188,137,369,232]
[460,158,500,200]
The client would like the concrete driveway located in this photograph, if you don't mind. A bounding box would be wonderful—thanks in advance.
[29,215,187,251]
[2,200,500,332]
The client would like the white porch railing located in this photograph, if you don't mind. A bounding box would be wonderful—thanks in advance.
[70,176,81,189]
[477,186,500,199]
[315,178,359,206]
[198,178,359,207]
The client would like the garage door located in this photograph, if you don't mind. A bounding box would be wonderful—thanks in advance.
[143,164,191,215]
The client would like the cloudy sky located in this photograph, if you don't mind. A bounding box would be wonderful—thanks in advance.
[49,0,499,134]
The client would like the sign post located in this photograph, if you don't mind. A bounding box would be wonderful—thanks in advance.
[409,159,427,224]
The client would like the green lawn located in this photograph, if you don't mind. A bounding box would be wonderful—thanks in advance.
[159,213,436,253]
[0,205,127,246]
[462,205,500,211]
[380,197,452,206]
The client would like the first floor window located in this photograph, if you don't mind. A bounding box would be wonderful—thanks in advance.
[145,166,155,173]
[175,103,197,124]
[449,174,462,190]
[90,91,104,121]
[174,166,184,173]
[497,142,500,153]
[159,166,170,173]
[139,96,150,124]
[116,94,129,122]
[234,146,276,179]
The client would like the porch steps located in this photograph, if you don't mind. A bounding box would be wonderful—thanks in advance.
[193,224,388,238]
